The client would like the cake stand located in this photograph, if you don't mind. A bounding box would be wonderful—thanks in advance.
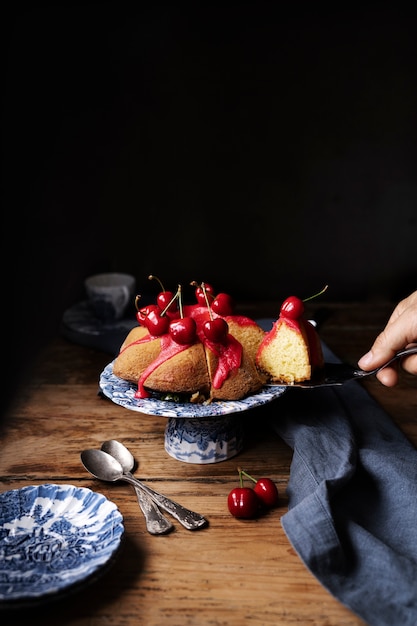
[99,361,286,464]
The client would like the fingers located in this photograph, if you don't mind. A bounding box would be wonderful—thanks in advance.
[400,348,417,376]
[358,291,417,386]
[375,366,399,387]
[358,322,406,370]
[374,349,417,386]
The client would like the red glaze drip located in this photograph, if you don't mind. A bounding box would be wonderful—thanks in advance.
[135,334,189,398]
[118,331,153,355]
[203,335,242,389]
[279,316,302,333]
[302,319,322,367]
[192,306,243,389]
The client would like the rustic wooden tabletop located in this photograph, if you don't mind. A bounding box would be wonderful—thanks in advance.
[1,300,416,625]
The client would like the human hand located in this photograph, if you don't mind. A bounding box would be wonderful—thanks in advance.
[358,290,417,386]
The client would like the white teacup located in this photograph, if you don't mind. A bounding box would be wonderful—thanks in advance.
[85,272,136,322]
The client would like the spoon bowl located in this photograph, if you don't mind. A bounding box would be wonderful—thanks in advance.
[99,441,173,534]
[101,439,136,474]
[81,448,126,482]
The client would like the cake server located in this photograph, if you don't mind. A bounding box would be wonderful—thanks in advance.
[266,345,417,388]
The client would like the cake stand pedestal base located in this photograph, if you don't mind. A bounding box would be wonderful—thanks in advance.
[164,415,244,464]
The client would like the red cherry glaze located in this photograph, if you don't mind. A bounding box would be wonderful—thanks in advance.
[135,334,190,398]
[184,305,243,389]
[211,293,234,316]
[206,336,242,389]
[280,296,304,320]
[303,319,323,369]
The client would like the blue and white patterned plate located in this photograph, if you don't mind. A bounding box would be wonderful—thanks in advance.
[0,484,124,604]
[99,360,286,418]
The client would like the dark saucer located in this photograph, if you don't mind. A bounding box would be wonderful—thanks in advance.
[60,301,137,355]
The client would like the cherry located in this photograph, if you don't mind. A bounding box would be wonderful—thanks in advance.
[203,317,229,343]
[240,469,279,508]
[280,284,328,320]
[227,467,262,519]
[168,285,196,344]
[135,287,177,335]
[149,275,177,313]
[169,317,197,344]
[280,296,304,319]
[227,487,260,519]
[191,281,215,306]
[136,305,157,325]
[211,292,234,316]
[134,296,160,326]
[227,487,259,519]
[254,478,279,507]
[143,307,170,336]
[196,282,230,343]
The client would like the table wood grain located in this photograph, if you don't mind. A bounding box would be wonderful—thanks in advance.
[1,300,416,625]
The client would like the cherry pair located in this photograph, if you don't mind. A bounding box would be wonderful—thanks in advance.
[193,282,234,316]
[227,468,279,519]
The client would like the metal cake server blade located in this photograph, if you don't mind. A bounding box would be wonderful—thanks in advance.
[266,345,417,388]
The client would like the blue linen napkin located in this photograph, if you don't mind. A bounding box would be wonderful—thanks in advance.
[270,345,417,626]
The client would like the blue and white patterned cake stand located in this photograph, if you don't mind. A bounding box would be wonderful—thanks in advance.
[164,414,245,463]
[99,361,286,464]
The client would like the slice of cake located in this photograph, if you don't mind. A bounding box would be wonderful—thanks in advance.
[255,292,325,384]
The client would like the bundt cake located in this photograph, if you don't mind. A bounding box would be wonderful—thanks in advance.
[113,299,267,403]
[112,280,326,398]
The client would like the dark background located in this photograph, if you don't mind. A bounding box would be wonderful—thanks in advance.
[2,3,416,412]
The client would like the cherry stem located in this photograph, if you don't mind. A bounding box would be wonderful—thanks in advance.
[237,467,244,488]
[148,274,165,292]
[201,282,214,320]
[177,284,184,318]
[303,284,328,303]
[134,294,142,311]
[160,288,180,317]
[239,468,257,484]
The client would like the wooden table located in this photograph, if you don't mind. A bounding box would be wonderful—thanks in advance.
[1,300,416,625]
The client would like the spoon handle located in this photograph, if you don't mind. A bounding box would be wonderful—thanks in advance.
[132,485,174,535]
[123,472,208,531]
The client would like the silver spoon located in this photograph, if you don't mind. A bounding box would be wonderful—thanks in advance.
[100,440,173,535]
[266,346,417,388]
[80,448,208,531]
